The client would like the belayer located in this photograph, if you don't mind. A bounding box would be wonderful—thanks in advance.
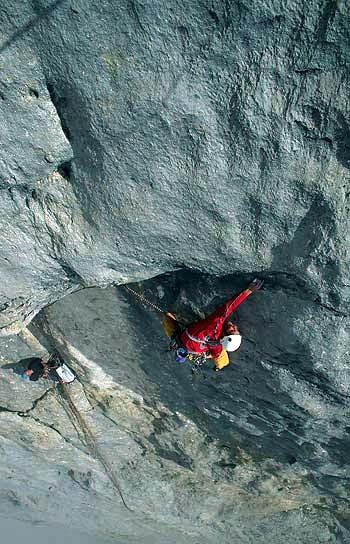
[22,353,75,384]
[162,278,264,372]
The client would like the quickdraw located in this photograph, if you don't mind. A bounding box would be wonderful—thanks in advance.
[188,352,207,374]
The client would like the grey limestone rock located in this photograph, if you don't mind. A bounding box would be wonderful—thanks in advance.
[0,0,349,327]
[0,0,350,542]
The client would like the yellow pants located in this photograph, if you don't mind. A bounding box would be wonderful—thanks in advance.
[162,313,179,338]
[162,314,230,370]
[211,349,229,370]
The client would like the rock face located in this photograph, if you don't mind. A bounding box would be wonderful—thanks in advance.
[0,0,349,328]
[0,280,349,543]
[0,0,350,542]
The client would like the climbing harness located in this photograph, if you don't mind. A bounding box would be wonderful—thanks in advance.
[183,329,221,348]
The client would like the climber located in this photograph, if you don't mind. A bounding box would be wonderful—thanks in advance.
[22,353,75,384]
[162,278,264,371]
[21,357,49,381]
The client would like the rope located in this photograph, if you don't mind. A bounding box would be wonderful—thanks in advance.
[38,314,132,511]
[122,285,166,315]
[58,383,132,511]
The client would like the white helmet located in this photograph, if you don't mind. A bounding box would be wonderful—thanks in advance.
[220,334,242,352]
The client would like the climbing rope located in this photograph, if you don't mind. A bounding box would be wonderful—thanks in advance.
[58,383,132,511]
[122,285,166,315]
[39,314,132,511]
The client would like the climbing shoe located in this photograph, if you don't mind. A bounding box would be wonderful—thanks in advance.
[248,278,264,291]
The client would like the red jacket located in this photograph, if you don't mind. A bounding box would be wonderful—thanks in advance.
[180,289,251,358]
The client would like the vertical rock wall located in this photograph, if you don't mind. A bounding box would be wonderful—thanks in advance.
[0,0,350,541]
[0,0,349,327]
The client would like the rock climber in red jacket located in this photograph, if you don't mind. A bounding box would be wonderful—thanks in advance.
[162,278,263,371]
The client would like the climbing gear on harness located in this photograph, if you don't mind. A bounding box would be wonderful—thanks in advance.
[175,346,188,363]
[190,353,207,374]
[220,334,242,352]
[170,340,207,372]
